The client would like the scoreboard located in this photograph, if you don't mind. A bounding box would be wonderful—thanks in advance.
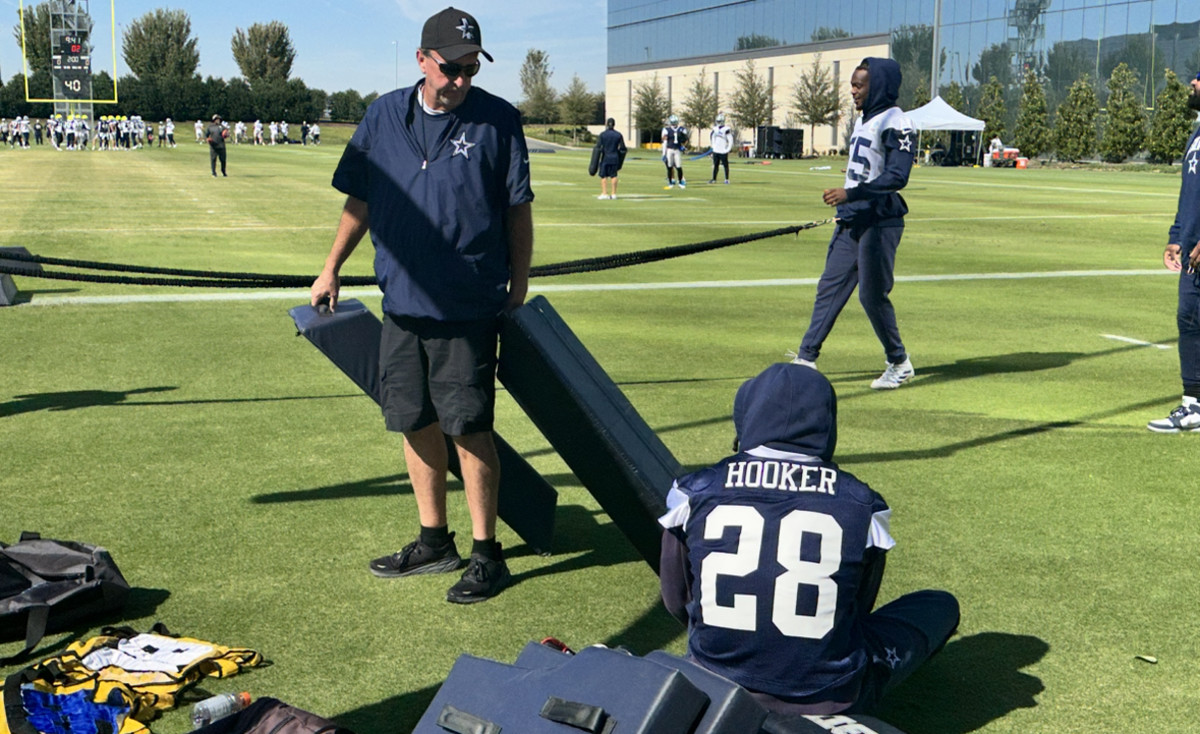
[51,33,90,99]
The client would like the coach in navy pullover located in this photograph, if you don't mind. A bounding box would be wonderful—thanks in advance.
[659,363,958,714]
[310,7,533,603]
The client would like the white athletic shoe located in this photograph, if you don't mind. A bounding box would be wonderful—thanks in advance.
[870,359,914,389]
[785,351,817,370]
[597,194,610,200]
[609,194,617,200]
[678,180,687,189]
[1147,401,1200,433]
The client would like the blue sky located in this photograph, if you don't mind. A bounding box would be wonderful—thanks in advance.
[1,0,608,105]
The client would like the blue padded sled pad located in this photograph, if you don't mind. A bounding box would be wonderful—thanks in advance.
[289,300,557,554]
[413,646,708,734]
[644,651,768,734]
[498,296,682,571]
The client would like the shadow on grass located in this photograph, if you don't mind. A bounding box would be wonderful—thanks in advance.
[0,587,171,666]
[875,631,1049,734]
[1,386,178,418]
[8,287,81,304]
[252,474,414,503]
[829,343,1177,396]
[503,504,644,589]
[840,394,1176,465]
[333,684,440,734]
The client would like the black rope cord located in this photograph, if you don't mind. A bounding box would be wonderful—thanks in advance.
[0,219,831,288]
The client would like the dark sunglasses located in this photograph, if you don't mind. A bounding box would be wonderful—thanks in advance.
[427,53,481,79]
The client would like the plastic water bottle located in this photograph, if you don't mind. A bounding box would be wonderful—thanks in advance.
[191,692,251,729]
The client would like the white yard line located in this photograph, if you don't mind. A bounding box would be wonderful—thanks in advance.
[15,268,1173,307]
[1100,334,1172,350]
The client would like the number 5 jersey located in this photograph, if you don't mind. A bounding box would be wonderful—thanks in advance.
[838,57,916,229]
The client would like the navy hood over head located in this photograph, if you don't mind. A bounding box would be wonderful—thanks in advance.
[733,363,837,461]
[860,57,902,122]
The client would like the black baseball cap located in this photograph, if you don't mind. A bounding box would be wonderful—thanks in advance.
[421,7,493,62]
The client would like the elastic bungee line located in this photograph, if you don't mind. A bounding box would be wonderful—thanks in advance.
[0,219,832,288]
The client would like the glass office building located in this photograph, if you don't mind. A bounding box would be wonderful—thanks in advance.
[609,1,1200,106]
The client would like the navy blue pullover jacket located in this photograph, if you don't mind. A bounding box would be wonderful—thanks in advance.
[1169,124,1200,250]
[837,58,916,228]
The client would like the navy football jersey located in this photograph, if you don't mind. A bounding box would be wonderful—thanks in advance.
[659,446,893,703]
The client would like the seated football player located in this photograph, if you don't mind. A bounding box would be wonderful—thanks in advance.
[658,363,959,715]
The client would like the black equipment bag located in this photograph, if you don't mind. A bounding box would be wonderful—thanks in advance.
[498,296,683,571]
[588,144,602,176]
[413,645,709,734]
[193,697,354,734]
[288,299,558,555]
[0,532,130,664]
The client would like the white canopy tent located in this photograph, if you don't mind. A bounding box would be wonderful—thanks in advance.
[905,96,986,165]
[905,96,986,131]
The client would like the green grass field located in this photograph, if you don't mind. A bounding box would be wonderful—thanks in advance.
[2,133,1197,734]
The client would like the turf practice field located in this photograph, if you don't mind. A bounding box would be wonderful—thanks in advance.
[2,134,1196,734]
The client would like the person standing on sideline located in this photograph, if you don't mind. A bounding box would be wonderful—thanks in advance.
[792,58,917,390]
[661,114,689,189]
[593,118,626,200]
[659,363,959,715]
[309,6,533,603]
[709,112,733,184]
[310,122,321,145]
[206,114,228,177]
[1148,72,1200,432]
[301,120,309,146]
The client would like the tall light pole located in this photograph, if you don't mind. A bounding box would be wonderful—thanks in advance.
[930,0,942,98]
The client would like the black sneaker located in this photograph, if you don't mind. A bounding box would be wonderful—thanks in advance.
[446,552,511,604]
[368,534,461,578]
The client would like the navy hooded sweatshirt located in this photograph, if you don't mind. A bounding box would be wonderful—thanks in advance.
[659,364,894,711]
[837,57,916,228]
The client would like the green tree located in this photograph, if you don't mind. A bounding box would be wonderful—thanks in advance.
[1099,62,1146,162]
[632,74,670,143]
[1012,70,1050,157]
[12,2,52,76]
[977,76,1007,142]
[122,9,199,80]
[557,74,594,144]
[911,77,930,110]
[728,59,774,135]
[231,21,295,84]
[1146,69,1195,164]
[328,89,365,122]
[224,77,254,122]
[942,80,965,112]
[1044,41,1091,108]
[518,48,557,124]
[735,34,778,51]
[1099,35,1163,104]
[790,54,841,155]
[971,42,1013,88]
[891,24,942,109]
[811,27,850,42]
[1053,74,1098,162]
[679,68,718,137]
